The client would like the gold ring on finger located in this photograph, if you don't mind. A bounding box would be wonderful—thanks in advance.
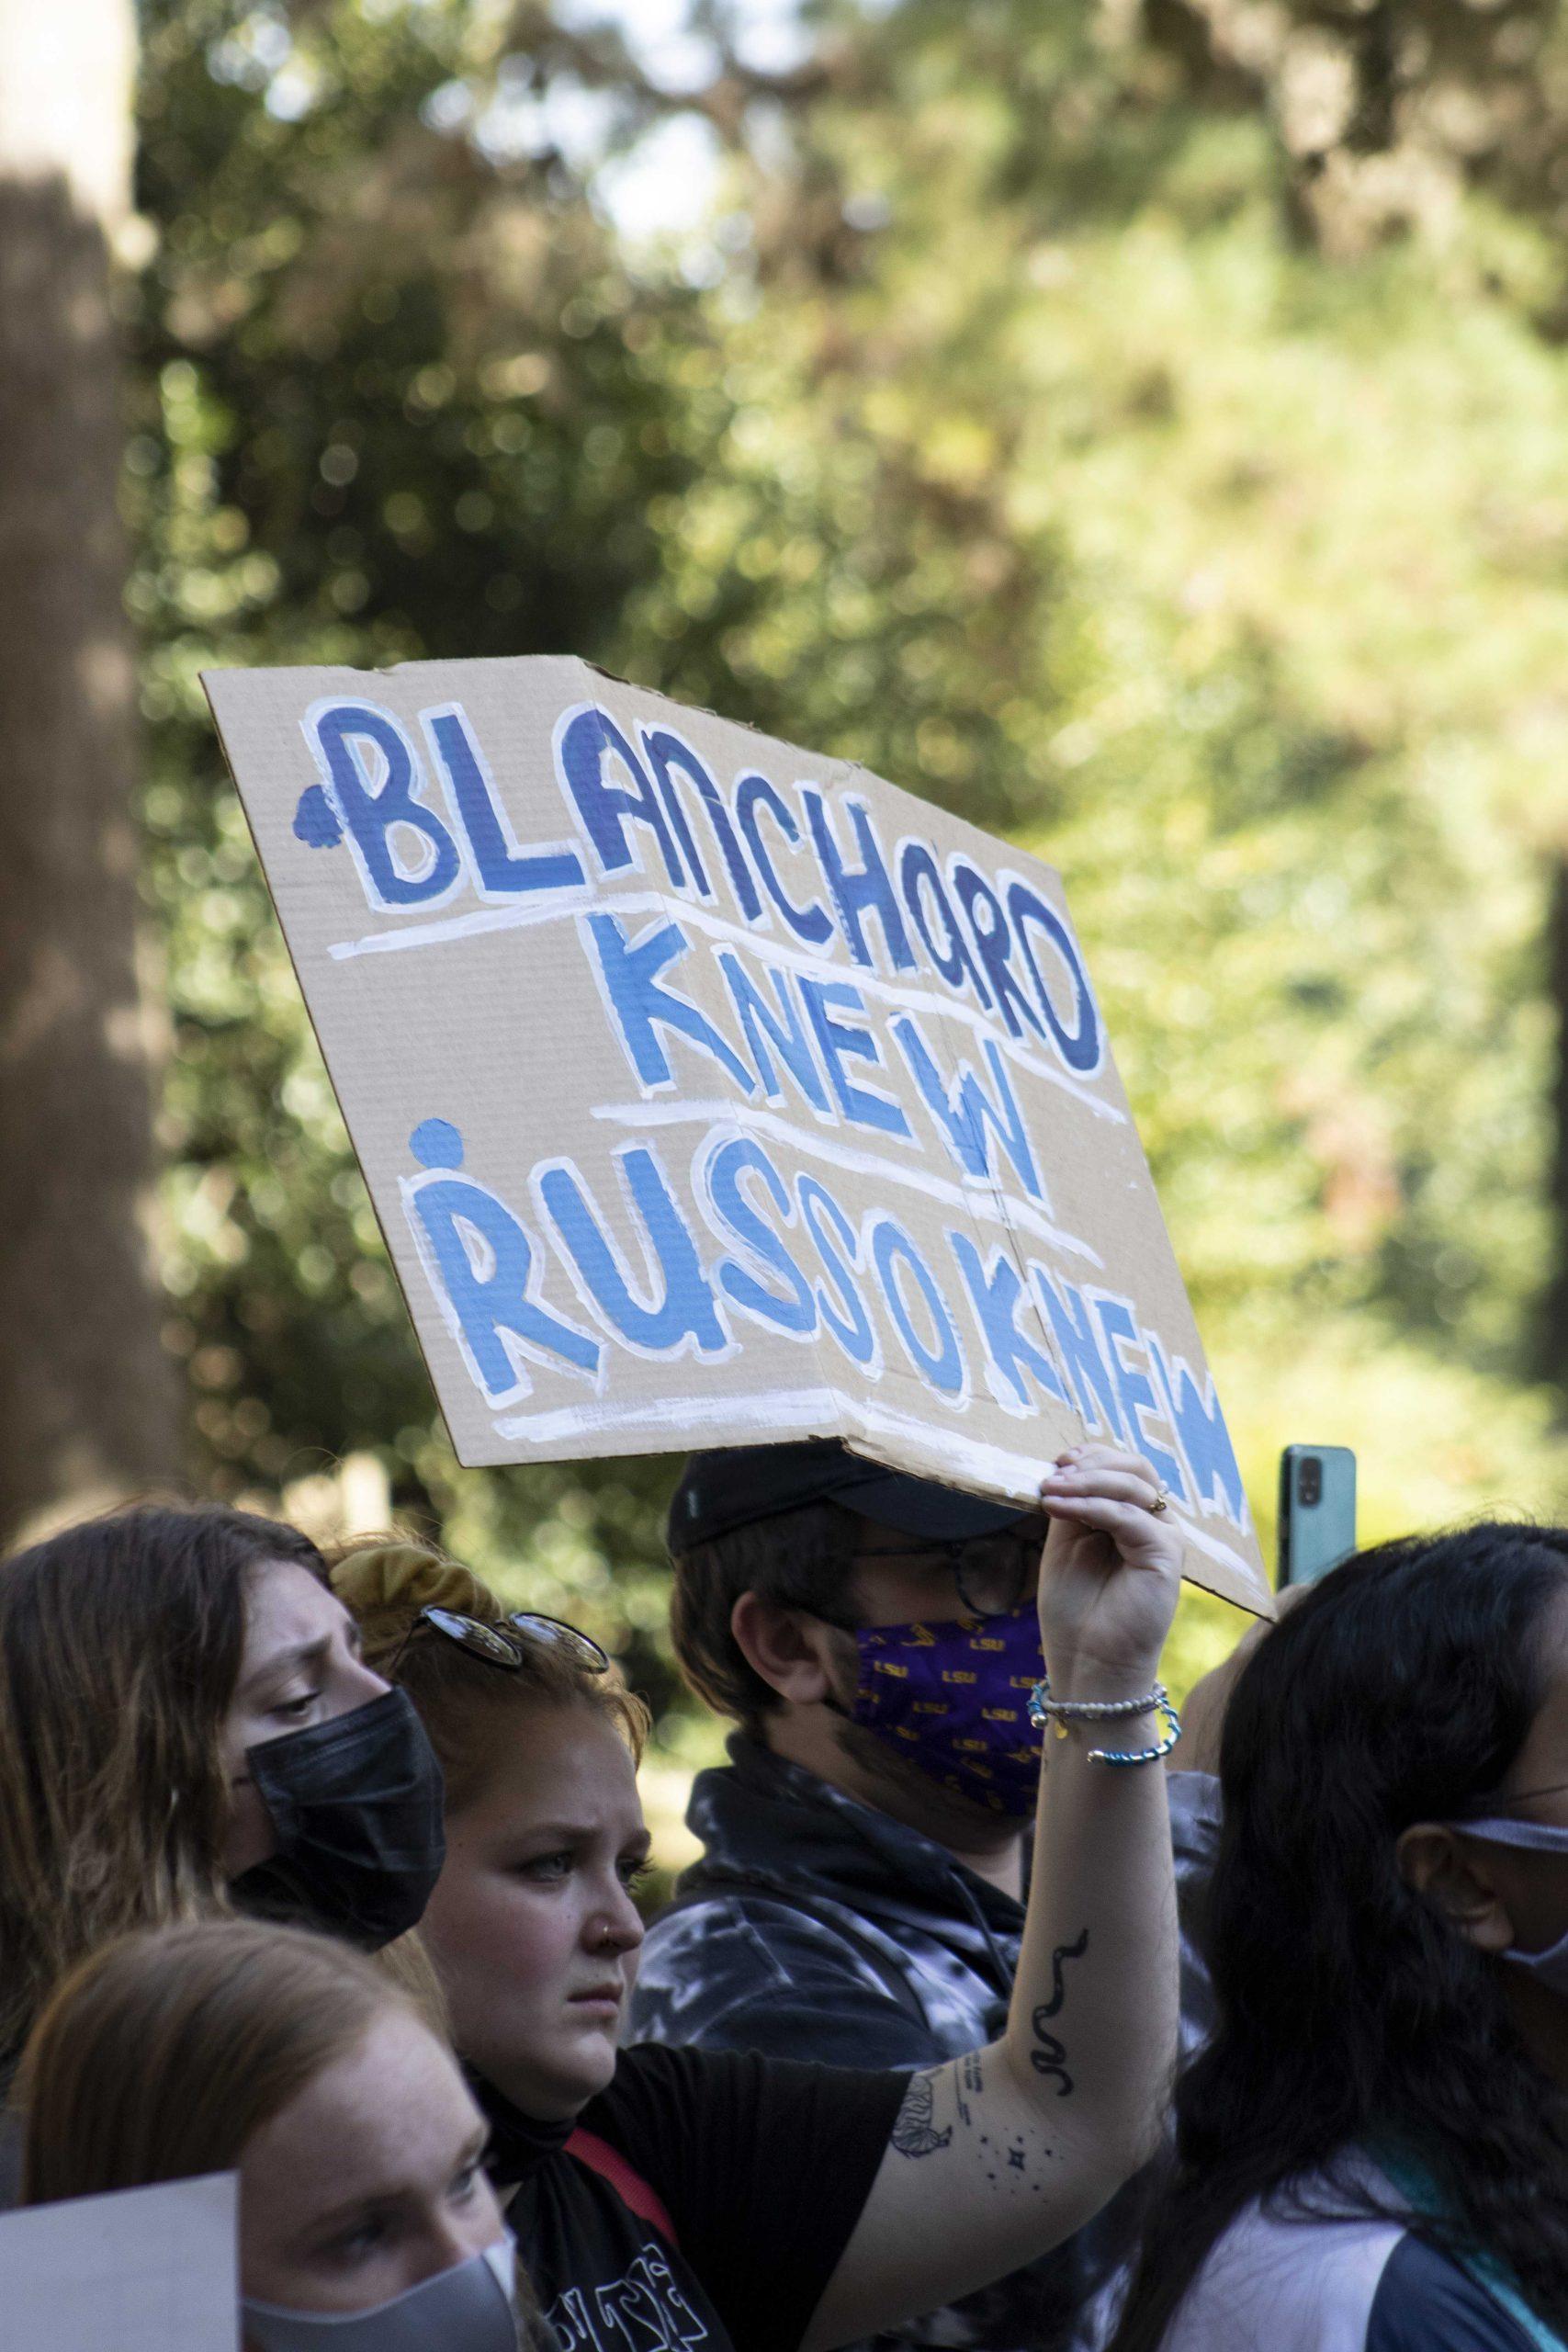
[1147,1489,1170,1515]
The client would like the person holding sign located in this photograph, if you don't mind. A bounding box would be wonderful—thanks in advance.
[632,1438,1223,2352]
[1109,1524,1568,2352]
[17,1917,532,2349]
[333,1442,1185,2352]
[0,1503,447,2091]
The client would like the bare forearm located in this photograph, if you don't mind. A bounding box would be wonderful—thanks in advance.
[804,1447,1185,2351]
[1000,1666,1179,2184]
[805,1693,1177,2346]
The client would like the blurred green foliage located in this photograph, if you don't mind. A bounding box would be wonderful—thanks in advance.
[130,0,1568,1835]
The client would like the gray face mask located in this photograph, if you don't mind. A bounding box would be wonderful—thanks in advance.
[1448,1814,1568,1995]
[243,2235,519,2352]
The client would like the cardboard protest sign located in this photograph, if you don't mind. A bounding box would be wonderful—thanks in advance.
[0,2172,238,2349]
[205,657,1269,1612]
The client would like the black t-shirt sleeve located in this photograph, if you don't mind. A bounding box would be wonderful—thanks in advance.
[1367,2235,1538,2352]
[581,2041,910,2352]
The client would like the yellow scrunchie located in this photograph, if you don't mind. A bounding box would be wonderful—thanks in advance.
[330,1540,503,1647]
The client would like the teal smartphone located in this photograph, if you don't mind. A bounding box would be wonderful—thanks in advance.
[1278,1445,1357,1589]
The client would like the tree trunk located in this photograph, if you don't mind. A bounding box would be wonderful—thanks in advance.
[0,0,181,1542]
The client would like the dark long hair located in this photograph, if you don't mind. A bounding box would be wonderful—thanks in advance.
[1111,1522,1568,2351]
[0,1502,326,2061]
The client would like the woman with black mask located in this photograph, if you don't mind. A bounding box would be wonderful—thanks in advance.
[1109,1522,1568,2352]
[0,1501,446,2082]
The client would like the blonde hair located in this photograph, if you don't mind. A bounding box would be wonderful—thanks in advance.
[17,1918,419,2205]
[0,1502,328,2064]
[330,1536,649,1812]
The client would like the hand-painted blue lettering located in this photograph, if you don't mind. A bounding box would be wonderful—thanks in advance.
[641,728,763,910]
[424,707,585,899]
[1033,1270,1127,1439]
[557,706,687,885]
[702,782,764,921]
[872,1218,965,1396]
[1093,1298,1187,1496]
[797,977,912,1137]
[797,1176,877,1366]
[802,790,917,972]
[950,1236,1066,1410]
[292,783,343,849]
[716,953,831,1114]
[1006,882,1100,1074]
[952,863,1044,1043]
[406,1172,600,1398]
[704,1136,817,1336]
[734,774,833,944]
[309,703,462,908]
[898,841,994,1009]
[890,1016,1043,1198]
[1148,1337,1247,1521]
[639,724,709,898]
[538,1148,728,1356]
[410,1118,466,1170]
[584,915,756,1097]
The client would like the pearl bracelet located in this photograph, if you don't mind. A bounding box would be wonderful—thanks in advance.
[1028,1675,1182,1768]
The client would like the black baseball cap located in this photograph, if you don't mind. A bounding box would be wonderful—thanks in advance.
[667,1438,1033,1553]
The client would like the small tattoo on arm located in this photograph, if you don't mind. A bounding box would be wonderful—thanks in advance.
[953,2046,985,2125]
[1030,1928,1089,2098]
[891,2071,953,2158]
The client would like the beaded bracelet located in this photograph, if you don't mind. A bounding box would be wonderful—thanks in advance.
[1028,1673,1165,1722]
[1027,1675,1182,1767]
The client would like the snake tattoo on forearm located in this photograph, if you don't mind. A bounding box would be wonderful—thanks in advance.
[1029,1928,1089,2096]
[892,1924,1090,2166]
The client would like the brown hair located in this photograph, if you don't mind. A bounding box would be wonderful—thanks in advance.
[0,1502,327,2064]
[17,1917,417,2205]
[329,1537,649,1810]
[668,1501,859,1732]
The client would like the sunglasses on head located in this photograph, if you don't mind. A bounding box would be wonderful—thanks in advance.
[393,1604,610,1678]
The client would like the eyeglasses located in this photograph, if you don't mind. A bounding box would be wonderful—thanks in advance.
[394,1605,611,1678]
[851,1530,1042,1622]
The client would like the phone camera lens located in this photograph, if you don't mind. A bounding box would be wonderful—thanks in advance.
[1299,1456,1323,1507]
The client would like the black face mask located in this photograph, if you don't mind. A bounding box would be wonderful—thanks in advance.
[231,1688,446,1951]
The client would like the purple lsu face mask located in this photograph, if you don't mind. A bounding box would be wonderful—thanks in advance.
[1450,1814,1568,1995]
[846,1603,1046,1819]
